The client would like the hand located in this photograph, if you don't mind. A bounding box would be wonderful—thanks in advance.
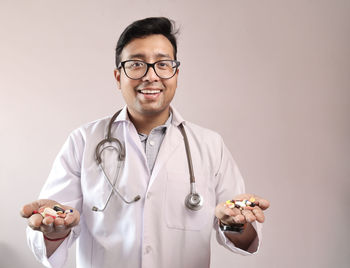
[20,199,80,240]
[215,194,270,226]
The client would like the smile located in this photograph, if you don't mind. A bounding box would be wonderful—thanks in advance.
[137,89,162,94]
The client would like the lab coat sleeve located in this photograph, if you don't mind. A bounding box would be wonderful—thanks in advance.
[214,137,262,255]
[26,129,84,268]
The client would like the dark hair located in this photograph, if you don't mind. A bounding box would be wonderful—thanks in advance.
[115,17,178,67]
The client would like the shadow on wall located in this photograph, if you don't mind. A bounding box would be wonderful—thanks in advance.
[0,242,37,268]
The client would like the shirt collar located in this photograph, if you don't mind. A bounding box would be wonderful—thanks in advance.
[114,105,185,126]
[138,111,172,139]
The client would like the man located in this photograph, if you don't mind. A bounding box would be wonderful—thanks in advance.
[21,17,269,268]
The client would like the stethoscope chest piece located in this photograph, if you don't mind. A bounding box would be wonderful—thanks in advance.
[185,192,203,211]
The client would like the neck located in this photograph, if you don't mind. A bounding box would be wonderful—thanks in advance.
[127,108,170,135]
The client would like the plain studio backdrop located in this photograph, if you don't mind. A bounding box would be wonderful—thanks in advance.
[1,0,349,267]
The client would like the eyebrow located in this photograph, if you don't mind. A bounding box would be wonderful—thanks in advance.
[127,53,172,60]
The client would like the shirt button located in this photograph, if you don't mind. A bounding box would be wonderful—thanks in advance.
[149,140,155,146]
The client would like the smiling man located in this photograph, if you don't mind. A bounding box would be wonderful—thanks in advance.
[115,34,179,134]
[21,17,269,268]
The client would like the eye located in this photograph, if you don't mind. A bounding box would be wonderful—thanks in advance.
[133,61,143,67]
[126,61,145,69]
[156,61,172,69]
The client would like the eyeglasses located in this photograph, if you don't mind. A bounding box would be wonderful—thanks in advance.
[118,60,180,80]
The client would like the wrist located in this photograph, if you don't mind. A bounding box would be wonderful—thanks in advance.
[44,230,71,242]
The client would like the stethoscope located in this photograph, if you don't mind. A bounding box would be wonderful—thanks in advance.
[92,110,203,212]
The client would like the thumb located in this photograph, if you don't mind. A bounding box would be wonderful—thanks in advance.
[20,201,40,218]
[20,199,58,218]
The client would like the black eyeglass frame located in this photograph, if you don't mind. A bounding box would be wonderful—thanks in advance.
[117,60,181,80]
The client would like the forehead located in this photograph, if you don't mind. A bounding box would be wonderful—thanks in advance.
[120,34,175,61]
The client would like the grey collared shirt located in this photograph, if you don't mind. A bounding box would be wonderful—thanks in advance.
[138,113,172,174]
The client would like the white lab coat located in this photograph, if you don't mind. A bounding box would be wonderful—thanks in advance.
[27,106,262,268]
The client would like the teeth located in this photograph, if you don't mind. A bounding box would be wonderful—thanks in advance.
[140,89,161,94]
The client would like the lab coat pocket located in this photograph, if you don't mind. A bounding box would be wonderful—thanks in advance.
[164,171,211,231]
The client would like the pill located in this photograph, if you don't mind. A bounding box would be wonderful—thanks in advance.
[42,207,57,219]
[53,205,65,213]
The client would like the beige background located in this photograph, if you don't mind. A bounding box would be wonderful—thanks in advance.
[1,0,349,267]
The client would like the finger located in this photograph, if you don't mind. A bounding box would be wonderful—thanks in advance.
[222,208,245,224]
[52,217,66,232]
[222,213,246,225]
[220,214,233,224]
[231,207,243,217]
[40,222,54,233]
[222,207,235,217]
[232,214,245,224]
[20,201,41,218]
[215,203,233,219]
[241,209,256,223]
[54,217,65,227]
[252,207,265,223]
[41,215,56,233]
[64,210,80,228]
[28,214,44,230]
[42,216,55,227]
[219,205,242,222]
[20,199,59,218]
[254,197,270,210]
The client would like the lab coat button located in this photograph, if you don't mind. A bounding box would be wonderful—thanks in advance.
[146,193,151,199]
[145,245,152,254]
[149,140,155,146]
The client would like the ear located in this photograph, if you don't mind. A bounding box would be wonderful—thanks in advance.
[114,69,122,89]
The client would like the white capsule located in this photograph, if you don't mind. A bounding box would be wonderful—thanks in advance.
[42,207,58,217]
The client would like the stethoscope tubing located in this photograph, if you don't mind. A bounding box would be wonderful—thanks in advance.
[92,109,203,212]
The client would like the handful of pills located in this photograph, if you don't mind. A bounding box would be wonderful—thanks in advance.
[225,197,256,210]
[33,205,73,219]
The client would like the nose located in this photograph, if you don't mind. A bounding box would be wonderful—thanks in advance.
[142,65,159,82]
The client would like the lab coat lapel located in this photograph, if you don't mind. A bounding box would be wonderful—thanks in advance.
[148,124,183,188]
[115,107,150,177]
